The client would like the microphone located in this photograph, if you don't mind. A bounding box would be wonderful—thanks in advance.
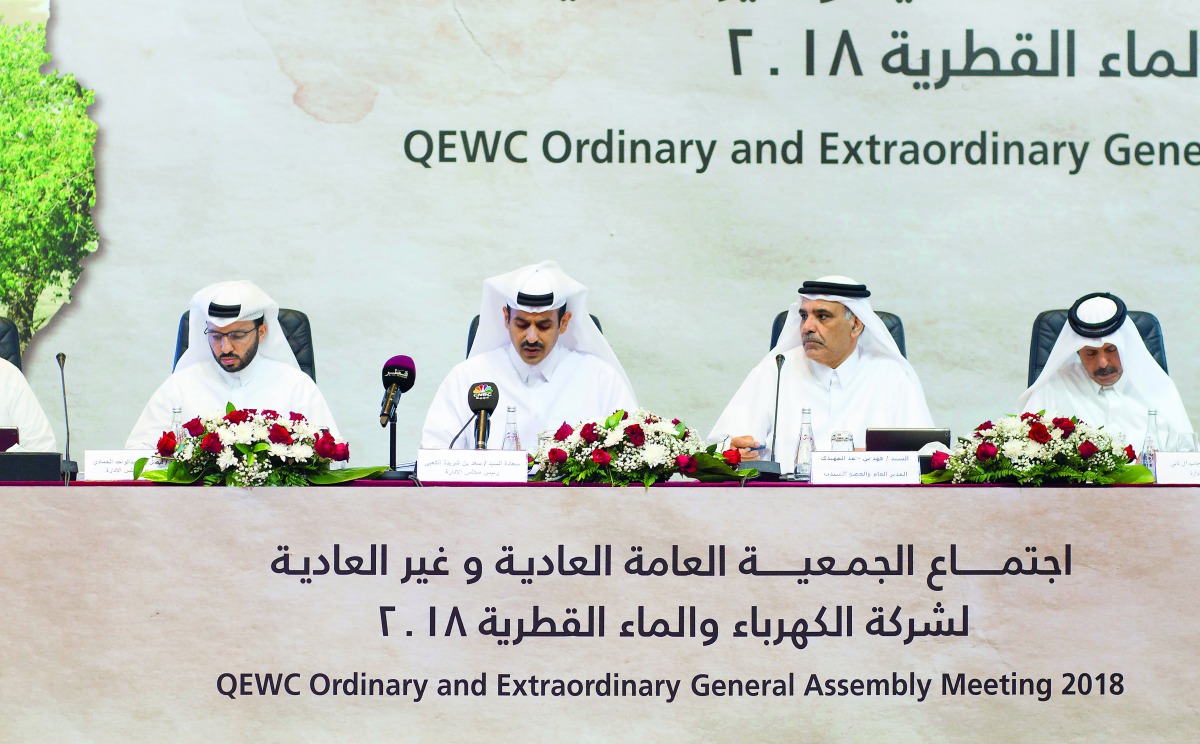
[378,355,416,427]
[770,353,785,460]
[56,352,78,485]
[468,382,499,450]
[740,355,784,481]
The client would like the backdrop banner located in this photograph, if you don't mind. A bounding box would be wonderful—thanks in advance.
[18,0,1200,466]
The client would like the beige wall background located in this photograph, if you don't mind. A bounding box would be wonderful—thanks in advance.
[15,0,1200,466]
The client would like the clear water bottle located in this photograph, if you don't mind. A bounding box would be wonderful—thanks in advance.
[1140,408,1159,471]
[794,407,814,481]
[170,406,183,439]
[502,405,522,451]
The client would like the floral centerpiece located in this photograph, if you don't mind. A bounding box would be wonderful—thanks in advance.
[922,411,1154,486]
[134,403,385,486]
[529,409,758,486]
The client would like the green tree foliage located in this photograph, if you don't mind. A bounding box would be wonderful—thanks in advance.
[0,21,97,351]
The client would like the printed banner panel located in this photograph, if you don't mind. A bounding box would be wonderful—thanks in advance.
[2,484,1198,741]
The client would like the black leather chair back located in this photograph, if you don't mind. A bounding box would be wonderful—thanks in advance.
[174,309,317,381]
[771,310,906,357]
[0,317,20,370]
[1027,309,1166,387]
[467,313,603,358]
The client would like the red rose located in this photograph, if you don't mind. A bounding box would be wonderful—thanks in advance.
[975,420,994,431]
[976,441,998,460]
[675,454,698,475]
[580,423,599,444]
[268,423,293,445]
[548,448,568,464]
[1052,417,1076,438]
[1020,412,1041,422]
[314,430,338,459]
[333,443,350,462]
[644,415,660,423]
[722,448,741,466]
[625,424,645,447]
[1078,440,1099,459]
[182,417,204,437]
[1125,445,1136,462]
[931,450,950,471]
[156,431,177,457]
[554,422,573,441]
[261,409,280,420]
[591,449,612,466]
[223,409,250,424]
[200,432,223,454]
[289,412,307,422]
[1028,422,1052,444]
[671,418,681,425]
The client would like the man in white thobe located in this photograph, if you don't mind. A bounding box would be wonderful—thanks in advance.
[0,358,57,452]
[1018,292,1192,450]
[421,261,637,449]
[125,281,338,449]
[708,276,933,464]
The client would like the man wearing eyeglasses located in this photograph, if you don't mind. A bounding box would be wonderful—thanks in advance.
[125,280,338,449]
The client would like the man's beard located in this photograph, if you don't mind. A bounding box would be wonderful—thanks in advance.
[213,336,260,373]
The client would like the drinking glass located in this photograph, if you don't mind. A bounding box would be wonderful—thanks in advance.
[830,431,855,452]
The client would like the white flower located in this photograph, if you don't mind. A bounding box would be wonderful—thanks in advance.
[216,449,238,471]
[288,443,314,460]
[268,443,291,459]
[641,442,668,466]
[1001,440,1025,459]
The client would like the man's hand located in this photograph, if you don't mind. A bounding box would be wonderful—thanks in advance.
[730,435,763,460]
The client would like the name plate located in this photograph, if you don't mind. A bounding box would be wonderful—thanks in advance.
[1150,452,1200,485]
[416,449,528,483]
[82,450,154,481]
[810,451,920,485]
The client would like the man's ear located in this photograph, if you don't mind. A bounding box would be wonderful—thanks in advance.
[502,306,510,324]
[849,316,863,339]
[558,310,573,333]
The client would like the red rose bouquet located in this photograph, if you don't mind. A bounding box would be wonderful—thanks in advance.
[135,403,383,486]
[923,411,1153,486]
[530,409,757,486]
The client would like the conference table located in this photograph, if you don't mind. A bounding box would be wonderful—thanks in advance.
[2,480,1197,741]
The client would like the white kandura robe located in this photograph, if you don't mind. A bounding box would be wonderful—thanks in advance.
[0,358,57,452]
[125,357,339,449]
[708,346,933,463]
[421,344,637,450]
[1020,362,1192,450]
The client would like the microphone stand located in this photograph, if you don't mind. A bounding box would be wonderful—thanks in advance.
[379,406,414,480]
[740,354,784,481]
[57,353,78,485]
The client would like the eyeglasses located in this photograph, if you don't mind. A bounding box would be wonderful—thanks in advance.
[204,329,257,343]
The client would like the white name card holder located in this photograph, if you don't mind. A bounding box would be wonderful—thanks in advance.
[82,450,155,481]
[1149,452,1200,485]
[810,451,921,485]
[417,449,528,483]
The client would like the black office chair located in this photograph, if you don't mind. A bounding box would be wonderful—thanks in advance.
[466,313,603,357]
[0,316,20,370]
[174,309,317,382]
[1027,309,1166,387]
[770,310,907,357]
